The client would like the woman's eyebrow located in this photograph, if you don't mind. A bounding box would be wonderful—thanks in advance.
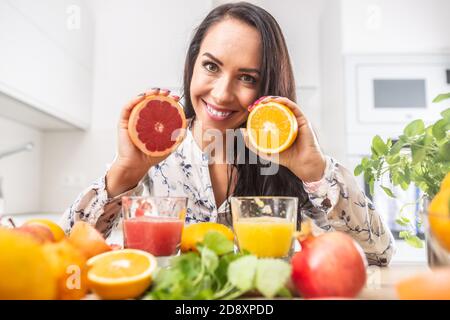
[203,52,223,66]
[202,52,260,75]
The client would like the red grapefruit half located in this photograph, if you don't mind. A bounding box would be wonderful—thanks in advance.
[128,95,187,156]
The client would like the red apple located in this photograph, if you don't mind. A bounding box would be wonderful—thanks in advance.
[291,231,367,299]
[15,224,55,243]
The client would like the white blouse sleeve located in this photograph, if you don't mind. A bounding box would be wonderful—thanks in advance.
[302,156,396,266]
[60,172,145,238]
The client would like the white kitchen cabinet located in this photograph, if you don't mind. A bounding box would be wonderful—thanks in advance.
[0,0,93,130]
[341,0,450,54]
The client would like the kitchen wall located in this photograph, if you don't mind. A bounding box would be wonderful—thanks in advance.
[41,0,214,213]
[341,0,450,54]
[3,0,450,214]
[0,117,42,213]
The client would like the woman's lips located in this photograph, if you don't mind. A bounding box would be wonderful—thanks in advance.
[203,100,235,121]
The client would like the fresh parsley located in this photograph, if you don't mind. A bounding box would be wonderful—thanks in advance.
[145,231,292,300]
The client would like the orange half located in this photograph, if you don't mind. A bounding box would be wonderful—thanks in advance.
[87,249,157,300]
[247,101,298,154]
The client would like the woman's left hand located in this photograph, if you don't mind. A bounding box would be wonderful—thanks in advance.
[241,96,326,182]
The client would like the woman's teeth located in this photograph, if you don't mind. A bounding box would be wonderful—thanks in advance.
[206,103,232,118]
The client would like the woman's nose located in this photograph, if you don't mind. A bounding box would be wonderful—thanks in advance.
[211,76,234,105]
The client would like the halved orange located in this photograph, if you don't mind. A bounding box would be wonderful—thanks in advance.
[87,249,157,300]
[246,101,298,154]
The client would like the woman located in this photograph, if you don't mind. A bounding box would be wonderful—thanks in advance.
[62,2,394,266]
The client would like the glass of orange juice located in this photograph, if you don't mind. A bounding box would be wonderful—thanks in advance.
[231,196,298,259]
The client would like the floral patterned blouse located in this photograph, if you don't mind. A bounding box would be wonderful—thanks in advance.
[61,123,395,266]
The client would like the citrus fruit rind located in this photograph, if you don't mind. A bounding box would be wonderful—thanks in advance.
[246,101,298,154]
[181,222,234,252]
[128,94,187,157]
[87,249,157,300]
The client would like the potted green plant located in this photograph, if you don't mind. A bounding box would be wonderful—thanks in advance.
[354,93,450,252]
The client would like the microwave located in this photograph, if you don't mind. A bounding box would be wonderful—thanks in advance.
[345,54,450,135]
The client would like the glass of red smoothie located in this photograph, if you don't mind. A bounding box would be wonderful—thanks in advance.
[121,196,187,264]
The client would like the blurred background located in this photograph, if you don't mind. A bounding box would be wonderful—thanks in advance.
[1,0,449,262]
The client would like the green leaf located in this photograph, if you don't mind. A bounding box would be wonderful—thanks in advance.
[276,286,293,298]
[361,157,369,168]
[354,164,363,176]
[441,108,450,122]
[400,180,410,191]
[399,230,410,239]
[395,218,409,227]
[255,259,291,298]
[215,253,245,287]
[438,141,450,161]
[203,231,234,256]
[380,186,395,198]
[404,119,425,137]
[432,119,448,140]
[433,93,450,103]
[411,143,426,164]
[405,236,424,249]
[386,155,400,165]
[389,139,406,156]
[372,135,388,156]
[201,246,219,274]
[171,252,201,279]
[228,256,257,292]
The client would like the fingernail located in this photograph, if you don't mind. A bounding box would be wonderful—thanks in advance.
[151,87,160,91]
[138,93,145,97]
[172,95,180,101]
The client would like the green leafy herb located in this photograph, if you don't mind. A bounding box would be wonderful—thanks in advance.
[228,255,257,292]
[355,93,450,247]
[255,259,292,298]
[145,231,292,300]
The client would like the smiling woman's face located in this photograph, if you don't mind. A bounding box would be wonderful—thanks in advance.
[190,18,262,132]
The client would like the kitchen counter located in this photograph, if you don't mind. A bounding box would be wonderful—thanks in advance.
[356,262,429,300]
[85,262,430,300]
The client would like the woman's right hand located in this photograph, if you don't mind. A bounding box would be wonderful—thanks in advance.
[106,88,181,197]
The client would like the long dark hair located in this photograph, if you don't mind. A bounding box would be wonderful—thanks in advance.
[182,2,309,228]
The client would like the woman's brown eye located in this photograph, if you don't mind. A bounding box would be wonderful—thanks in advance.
[241,74,256,84]
[203,62,218,72]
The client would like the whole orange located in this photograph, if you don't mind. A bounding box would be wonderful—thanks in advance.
[180,222,234,252]
[428,188,450,252]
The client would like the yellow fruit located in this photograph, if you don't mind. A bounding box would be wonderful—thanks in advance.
[0,229,57,299]
[247,101,298,154]
[24,218,66,241]
[69,221,111,259]
[440,172,450,191]
[181,222,234,253]
[87,249,157,300]
[42,239,88,300]
[428,188,450,251]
